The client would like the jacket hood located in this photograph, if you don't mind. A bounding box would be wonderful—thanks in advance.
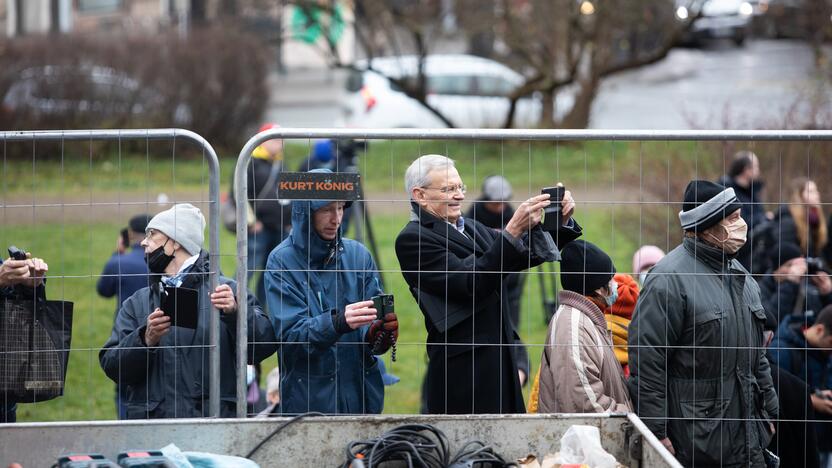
[289,168,343,264]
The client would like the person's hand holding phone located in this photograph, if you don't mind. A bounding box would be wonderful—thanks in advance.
[812,389,832,415]
[144,308,171,347]
[0,259,31,288]
[811,271,832,295]
[344,300,377,330]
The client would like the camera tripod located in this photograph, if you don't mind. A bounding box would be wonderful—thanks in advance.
[336,139,386,289]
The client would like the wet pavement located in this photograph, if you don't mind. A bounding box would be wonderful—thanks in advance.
[591,39,831,129]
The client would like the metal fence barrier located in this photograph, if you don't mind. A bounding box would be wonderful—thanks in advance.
[1,127,831,465]
[0,129,223,418]
[233,128,832,417]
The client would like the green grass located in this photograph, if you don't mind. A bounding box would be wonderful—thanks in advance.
[0,139,720,197]
[1,138,723,420]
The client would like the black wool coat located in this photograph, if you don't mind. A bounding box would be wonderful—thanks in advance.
[395,205,580,414]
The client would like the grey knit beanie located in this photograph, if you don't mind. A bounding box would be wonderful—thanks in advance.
[146,203,205,255]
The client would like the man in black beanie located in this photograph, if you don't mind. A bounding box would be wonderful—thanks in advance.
[629,179,778,467]
[537,240,632,414]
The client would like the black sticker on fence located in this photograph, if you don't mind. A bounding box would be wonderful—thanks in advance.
[276,172,361,200]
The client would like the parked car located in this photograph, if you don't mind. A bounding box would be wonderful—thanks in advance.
[677,0,753,46]
[2,65,191,126]
[340,54,542,128]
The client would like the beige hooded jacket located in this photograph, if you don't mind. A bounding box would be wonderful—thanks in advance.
[538,290,632,414]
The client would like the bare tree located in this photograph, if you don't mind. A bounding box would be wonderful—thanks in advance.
[466,0,697,128]
[288,0,694,128]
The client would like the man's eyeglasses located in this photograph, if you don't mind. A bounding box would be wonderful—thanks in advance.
[422,184,467,195]
[144,229,163,241]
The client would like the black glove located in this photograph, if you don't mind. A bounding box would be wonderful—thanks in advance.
[366,312,398,355]
[332,309,351,334]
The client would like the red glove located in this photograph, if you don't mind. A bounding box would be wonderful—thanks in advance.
[367,312,398,355]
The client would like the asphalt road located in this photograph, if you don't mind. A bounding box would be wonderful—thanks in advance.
[265,39,830,130]
[591,39,830,129]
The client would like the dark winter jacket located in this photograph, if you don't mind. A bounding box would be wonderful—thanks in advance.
[99,250,277,419]
[758,274,832,325]
[769,314,832,451]
[463,200,529,377]
[97,244,149,316]
[395,203,580,414]
[264,195,385,415]
[769,315,832,392]
[766,364,820,468]
[628,236,779,467]
[245,157,290,233]
[773,206,829,262]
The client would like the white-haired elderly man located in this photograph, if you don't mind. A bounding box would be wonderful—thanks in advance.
[395,154,581,414]
[100,203,277,419]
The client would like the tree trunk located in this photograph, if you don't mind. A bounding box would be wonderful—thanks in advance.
[541,89,555,128]
[558,77,598,129]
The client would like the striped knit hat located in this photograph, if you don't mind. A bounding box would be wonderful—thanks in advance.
[678,180,741,232]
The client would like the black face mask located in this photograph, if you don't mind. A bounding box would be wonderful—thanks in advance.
[145,240,174,274]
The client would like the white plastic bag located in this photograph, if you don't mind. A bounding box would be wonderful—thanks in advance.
[550,425,618,468]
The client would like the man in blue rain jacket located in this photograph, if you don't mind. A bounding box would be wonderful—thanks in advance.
[264,169,397,414]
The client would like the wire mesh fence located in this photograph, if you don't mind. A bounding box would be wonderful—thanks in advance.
[3,127,832,466]
[0,129,223,420]
[234,128,832,466]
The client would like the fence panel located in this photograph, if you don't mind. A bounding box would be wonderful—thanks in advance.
[0,129,222,419]
[235,128,832,467]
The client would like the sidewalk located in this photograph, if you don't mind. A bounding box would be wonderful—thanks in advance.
[264,67,346,127]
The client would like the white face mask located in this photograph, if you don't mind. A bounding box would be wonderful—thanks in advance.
[638,271,649,285]
[705,217,748,254]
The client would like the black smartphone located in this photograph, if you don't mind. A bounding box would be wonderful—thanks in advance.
[372,294,394,321]
[8,245,27,261]
[541,185,565,230]
[160,286,200,329]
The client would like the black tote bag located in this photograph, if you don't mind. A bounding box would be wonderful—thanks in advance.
[0,297,73,403]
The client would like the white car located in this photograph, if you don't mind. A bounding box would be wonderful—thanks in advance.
[341,54,542,128]
[677,0,753,46]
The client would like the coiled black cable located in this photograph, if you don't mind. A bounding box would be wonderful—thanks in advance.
[343,423,450,468]
[342,423,516,468]
[447,440,517,468]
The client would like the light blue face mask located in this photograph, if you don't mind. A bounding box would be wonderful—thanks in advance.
[604,280,619,307]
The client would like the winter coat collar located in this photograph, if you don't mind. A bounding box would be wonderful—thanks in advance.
[683,236,737,271]
[150,250,209,290]
[558,290,607,331]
